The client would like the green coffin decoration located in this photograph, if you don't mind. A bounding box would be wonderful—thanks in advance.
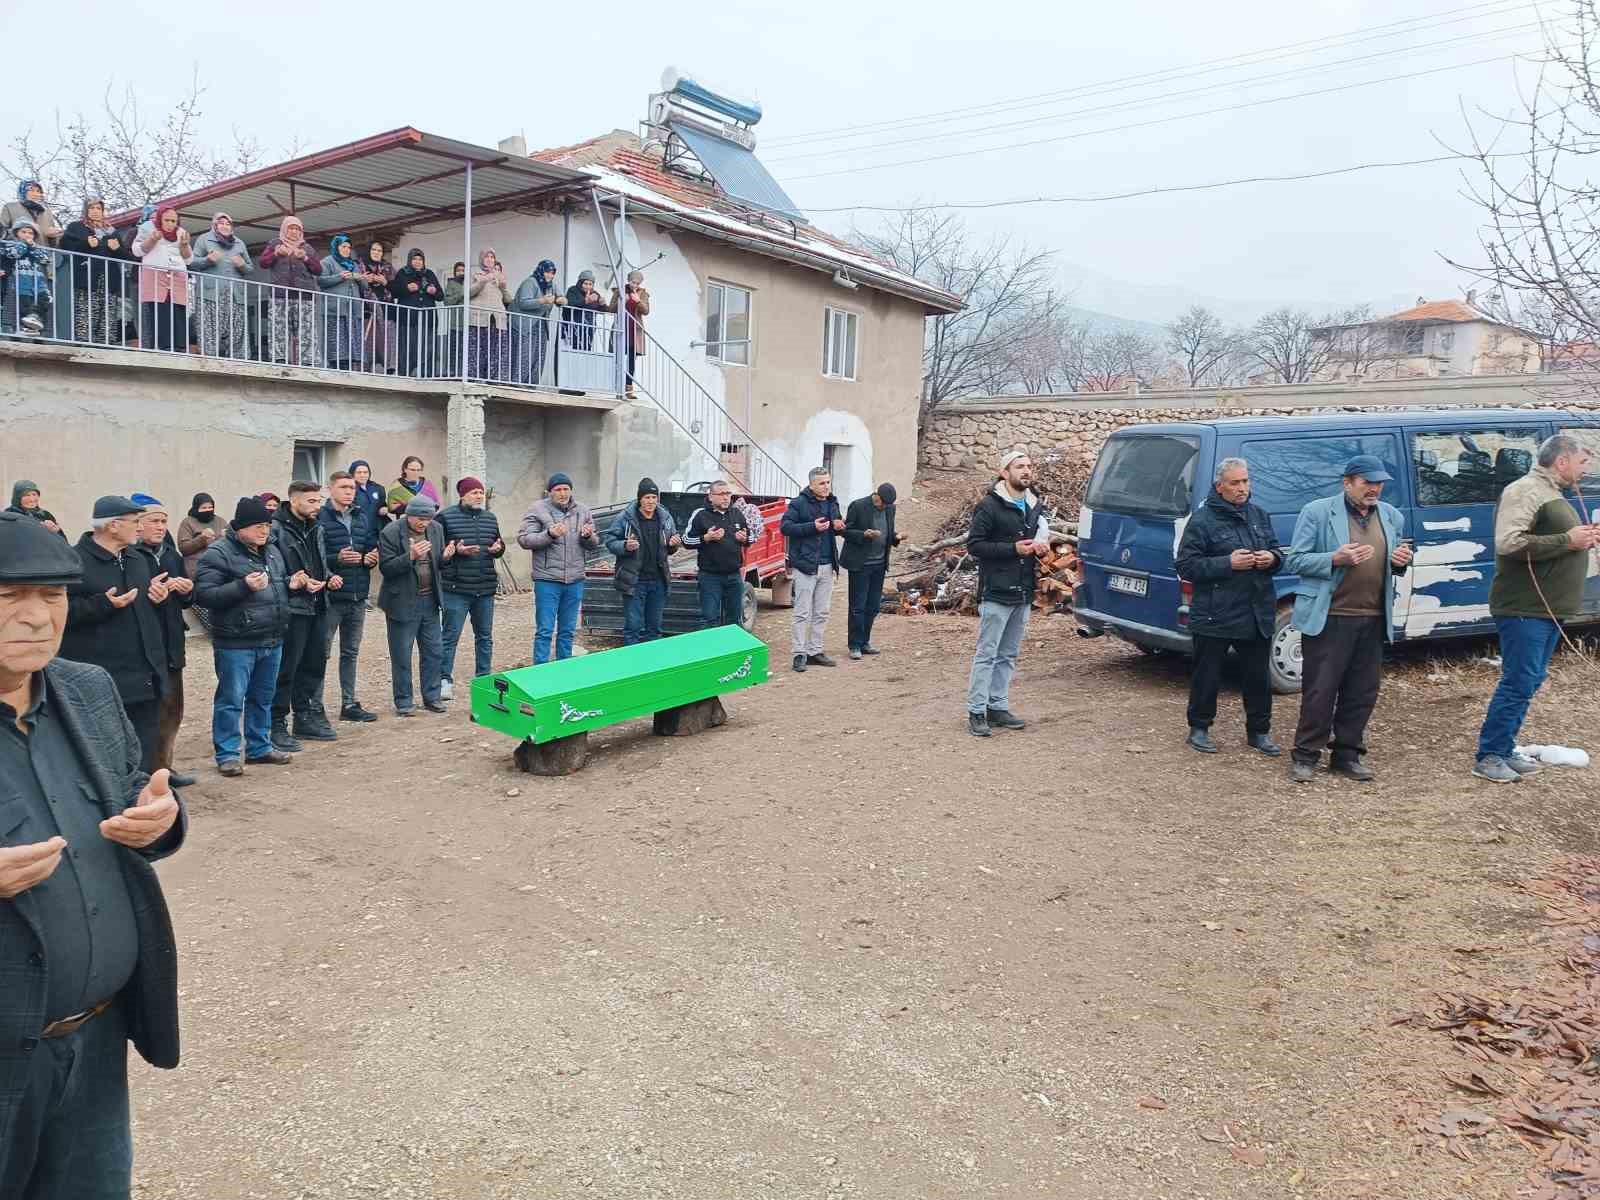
[469,625,770,744]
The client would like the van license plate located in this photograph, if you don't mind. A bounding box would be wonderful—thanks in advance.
[1107,573,1147,597]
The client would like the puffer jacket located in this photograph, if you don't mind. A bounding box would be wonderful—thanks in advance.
[1174,490,1283,640]
[780,488,843,575]
[516,496,600,584]
[604,501,680,596]
[193,531,292,649]
[318,501,377,606]
[435,502,505,596]
[967,484,1047,605]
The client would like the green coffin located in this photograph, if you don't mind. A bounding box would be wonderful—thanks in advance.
[469,625,769,744]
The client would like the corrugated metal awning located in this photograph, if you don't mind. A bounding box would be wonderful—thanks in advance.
[667,122,803,222]
[108,127,590,242]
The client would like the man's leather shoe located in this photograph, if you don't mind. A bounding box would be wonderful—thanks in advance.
[166,769,199,788]
[217,760,245,778]
[807,653,838,667]
[245,750,293,765]
[340,703,379,723]
[1247,734,1282,757]
[1332,759,1376,782]
[1186,727,1218,753]
[792,654,807,673]
[424,700,449,714]
[861,644,881,655]
[968,712,992,737]
[987,708,1026,730]
[293,713,338,741]
[1289,761,1315,783]
[270,722,302,753]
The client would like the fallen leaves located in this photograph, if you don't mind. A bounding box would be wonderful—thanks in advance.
[1229,1145,1268,1168]
[1137,1095,1168,1110]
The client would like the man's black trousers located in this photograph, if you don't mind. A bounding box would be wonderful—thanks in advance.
[1186,633,1273,735]
[273,611,330,721]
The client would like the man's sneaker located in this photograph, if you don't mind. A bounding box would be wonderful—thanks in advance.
[340,702,379,723]
[439,679,454,701]
[1247,733,1283,757]
[270,721,302,753]
[987,708,1026,730]
[861,644,881,656]
[792,654,807,673]
[848,648,863,661]
[1473,755,1523,784]
[807,653,838,667]
[245,750,293,765]
[217,760,245,778]
[1331,758,1375,783]
[1289,760,1315,783]
[424,700,449,714]
[968,712,992,738]
[166,769,199,788]
[395,707,418,717]
[1186,726,1218,753]
[293,713,338,742]
[1508,752,1544,776]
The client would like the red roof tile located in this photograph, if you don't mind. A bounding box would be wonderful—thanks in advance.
[1384,299,1493,323]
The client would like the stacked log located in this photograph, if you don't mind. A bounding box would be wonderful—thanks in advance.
[888,532,1079,618]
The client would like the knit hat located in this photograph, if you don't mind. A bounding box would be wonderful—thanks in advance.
[93,495,145,519]
[999,449,1030,472]
[876,482,897,505]
[547,472,573,491]
[130,492,167,514]
[637,477,660,499]
[0,511,82,584]
[456,476,485,497]
[405,494,439,517]
[231,496,274,530]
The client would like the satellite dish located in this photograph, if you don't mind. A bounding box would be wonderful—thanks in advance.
[613,217,642,274]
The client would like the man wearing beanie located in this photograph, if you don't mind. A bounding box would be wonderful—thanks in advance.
[841,482,904,660]
[435,475,506,695]
[0,512,187,1198]
[517,472,600,663]
[681,479,750,630]
[131,494,200,787]
[59,495,171,773]
[193,497,295,775]
[605,477,682,644]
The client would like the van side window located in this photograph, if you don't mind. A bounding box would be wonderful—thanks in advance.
[1412,429,1539,505]
[1558,427,1600,492]
[1085,435,1199,518]
[1241,436,1398,515]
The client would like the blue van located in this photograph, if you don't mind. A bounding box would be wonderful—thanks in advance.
[1072,409,1600,691]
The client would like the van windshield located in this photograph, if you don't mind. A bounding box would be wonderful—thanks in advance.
[1086,435,1199,518]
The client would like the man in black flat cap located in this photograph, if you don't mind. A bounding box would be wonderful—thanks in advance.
[59,496,171,775]
[841,482,904,661]
[0,511,187,1199]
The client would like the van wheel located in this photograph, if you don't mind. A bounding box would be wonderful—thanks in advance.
[1269,607,1303,694]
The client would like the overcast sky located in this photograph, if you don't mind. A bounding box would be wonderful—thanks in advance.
[0,0,1549,324]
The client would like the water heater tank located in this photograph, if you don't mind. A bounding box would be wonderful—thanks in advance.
[659,65,763,126]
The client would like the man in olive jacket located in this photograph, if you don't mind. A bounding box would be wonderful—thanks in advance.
[0,512,186,1198]
[1175,457,1284,756]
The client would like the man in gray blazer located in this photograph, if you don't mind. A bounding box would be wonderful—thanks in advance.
[0,512,186,1197]
[1283,455,1413,783]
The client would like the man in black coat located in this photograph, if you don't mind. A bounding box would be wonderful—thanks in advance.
[377,496,448,715]
[270,481,337,750]
[840,482,904,660]
[434,476,506,695]
[59,495,171,774]
[131,495,198,788]
[318,470,380,723]
[1174,457,1284,756]
[0,512,186,1198]
[780,468,845,672]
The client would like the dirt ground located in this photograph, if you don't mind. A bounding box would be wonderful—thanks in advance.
[128,485,1600,1200]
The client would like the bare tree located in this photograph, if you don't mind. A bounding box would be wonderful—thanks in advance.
[1,72,279,215]
[855,209,1054,431]
[1166,305,1237,387]
[1309,303,1401,380]
[1448,0,1600,393]
[1080,328,1161,391]
[1246,306,1349,384]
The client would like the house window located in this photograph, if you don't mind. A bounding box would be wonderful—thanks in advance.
[1489,331,1504,350]
[822,307,859,380]
[292,442,328,485]
[1403,326,1424,355]
[1438,330,1455,352]
[705,282,752,365]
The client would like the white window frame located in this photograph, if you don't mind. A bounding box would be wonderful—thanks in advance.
[292,442,328,485]
[705,281,753,366]
[822,305,860,381]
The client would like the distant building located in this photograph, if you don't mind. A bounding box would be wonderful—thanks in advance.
[1311,297,1542,382]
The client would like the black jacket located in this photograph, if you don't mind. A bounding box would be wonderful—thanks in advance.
[681,503,749,577]
[192,532,292,649]
[377,519,447,619]
[780,489,843,575]
[317,501,377,606]
[604,501,683,595]
[839,495,900,572]
[0,659,185,1160]
[1174,490,1283,640]
[135,536,193,672]
[60,534,169,707]
[271,506,329,616]
[435,502,505,597]
[967,485,1047,605]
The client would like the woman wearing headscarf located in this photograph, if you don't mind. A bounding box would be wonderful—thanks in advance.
[59,198,129,344]
[562,269,608,352]
[392,248,442,378]
[318,233,370,371]
[188,212,253,358]
[350,460,390,527]
[608,269,651,399]
[256,491,281,512]
[0,180,63,243]
[260,215,321,366]
[7,480,66,537]
[511,258,566,386]
[385,455,442,515]
[363,240,397,372]
[177,492,222,578]
[1,219,55,336]
[133,205,192,352]
[467,247,512,381]
[441,260,467,375]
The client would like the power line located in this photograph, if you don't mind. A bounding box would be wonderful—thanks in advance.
[764,0,1536,148]
[765,18,1541,166]
[778,52,1529,183]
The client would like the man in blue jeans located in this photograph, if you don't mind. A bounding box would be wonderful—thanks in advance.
[376,497,448,714]
[683,480,751,629]
[1473,434,1598,782]
[191,497,295,775]
[435,476,505,696]
[606,478,682,644]
[517,472,600,663]
[841,482,903,660]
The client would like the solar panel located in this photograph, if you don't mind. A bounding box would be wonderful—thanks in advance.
[668,122,804,222]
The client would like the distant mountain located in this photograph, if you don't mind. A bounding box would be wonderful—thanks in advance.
[1061,305,1168,340]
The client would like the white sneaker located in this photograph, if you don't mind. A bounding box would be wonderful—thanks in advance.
[439,679,454,701]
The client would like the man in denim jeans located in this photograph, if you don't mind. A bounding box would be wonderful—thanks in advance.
[1473,434,1598,783]
[517,473,600,664]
